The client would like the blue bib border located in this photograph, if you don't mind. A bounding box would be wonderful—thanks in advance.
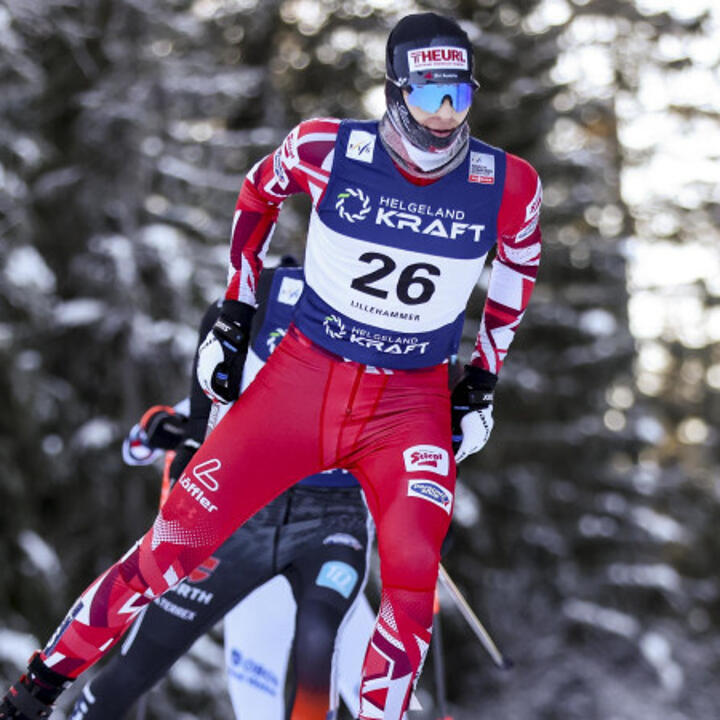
[297,119,505,369]
[251,266,305,361]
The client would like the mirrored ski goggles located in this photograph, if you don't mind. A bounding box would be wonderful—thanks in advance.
[399,81,476,113]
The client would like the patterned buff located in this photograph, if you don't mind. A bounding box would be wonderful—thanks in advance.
[359,588,433,720]
[378,112,469,179]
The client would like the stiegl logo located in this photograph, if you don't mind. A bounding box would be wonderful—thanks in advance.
[411,450,444,467]
[403,445,450,476]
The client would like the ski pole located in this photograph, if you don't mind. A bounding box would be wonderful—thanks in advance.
[432,590,453,720]
[206,399,231,437]
[438,564,513,670]
[206,399,222,436]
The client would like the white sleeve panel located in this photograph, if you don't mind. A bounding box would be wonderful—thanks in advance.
[486,258,527,311]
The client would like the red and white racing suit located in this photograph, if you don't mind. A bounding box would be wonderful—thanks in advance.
[41,118,541,720]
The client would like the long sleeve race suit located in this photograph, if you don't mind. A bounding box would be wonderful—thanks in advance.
[38,118,541,720]
[227,117,541,372]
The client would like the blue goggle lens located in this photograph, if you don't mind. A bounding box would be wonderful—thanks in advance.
[405,83,475,113]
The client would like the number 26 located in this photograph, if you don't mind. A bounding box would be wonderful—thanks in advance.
[350,252,440,306]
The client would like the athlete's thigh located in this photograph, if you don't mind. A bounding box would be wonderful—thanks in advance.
[353,405,455,588]
[159,353,330,549]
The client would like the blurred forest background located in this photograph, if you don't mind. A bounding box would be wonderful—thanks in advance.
[1,0,719,718]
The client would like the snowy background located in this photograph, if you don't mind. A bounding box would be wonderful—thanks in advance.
[1,0,719,718]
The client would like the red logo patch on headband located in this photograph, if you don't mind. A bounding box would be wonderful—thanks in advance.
[407,46,468,72]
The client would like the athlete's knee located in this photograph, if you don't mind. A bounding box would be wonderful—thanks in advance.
[129,516,216,598]
[378,532,442,590]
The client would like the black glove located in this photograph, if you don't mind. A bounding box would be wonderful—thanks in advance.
[123,406,188,465]
[197,300,255,403]
[450,365,498,462]
[140,406,187,450]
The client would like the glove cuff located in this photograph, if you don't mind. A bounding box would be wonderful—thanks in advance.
[464,364,498,391]
[220,300,256,327]
[215,301,256,348]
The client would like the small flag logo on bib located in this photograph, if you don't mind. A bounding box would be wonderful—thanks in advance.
[469,151,495,184]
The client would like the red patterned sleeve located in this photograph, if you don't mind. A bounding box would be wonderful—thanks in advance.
[224,118,340,304]
[471,153,542,374]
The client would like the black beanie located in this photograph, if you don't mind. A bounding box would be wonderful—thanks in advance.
[386,12,476,86]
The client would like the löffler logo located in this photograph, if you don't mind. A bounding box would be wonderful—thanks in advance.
[193,458,221,491]
[178,458,223,513]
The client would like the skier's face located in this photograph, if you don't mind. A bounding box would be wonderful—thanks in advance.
[403,91,470,139]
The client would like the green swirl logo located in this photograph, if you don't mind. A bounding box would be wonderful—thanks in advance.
[335,187,371,223]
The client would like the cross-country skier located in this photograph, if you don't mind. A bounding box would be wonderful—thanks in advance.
[69,258,374,720]
[2,12,542,720]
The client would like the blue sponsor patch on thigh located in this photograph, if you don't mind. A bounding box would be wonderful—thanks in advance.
[407,479,453,514]
[315,561,358,598]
